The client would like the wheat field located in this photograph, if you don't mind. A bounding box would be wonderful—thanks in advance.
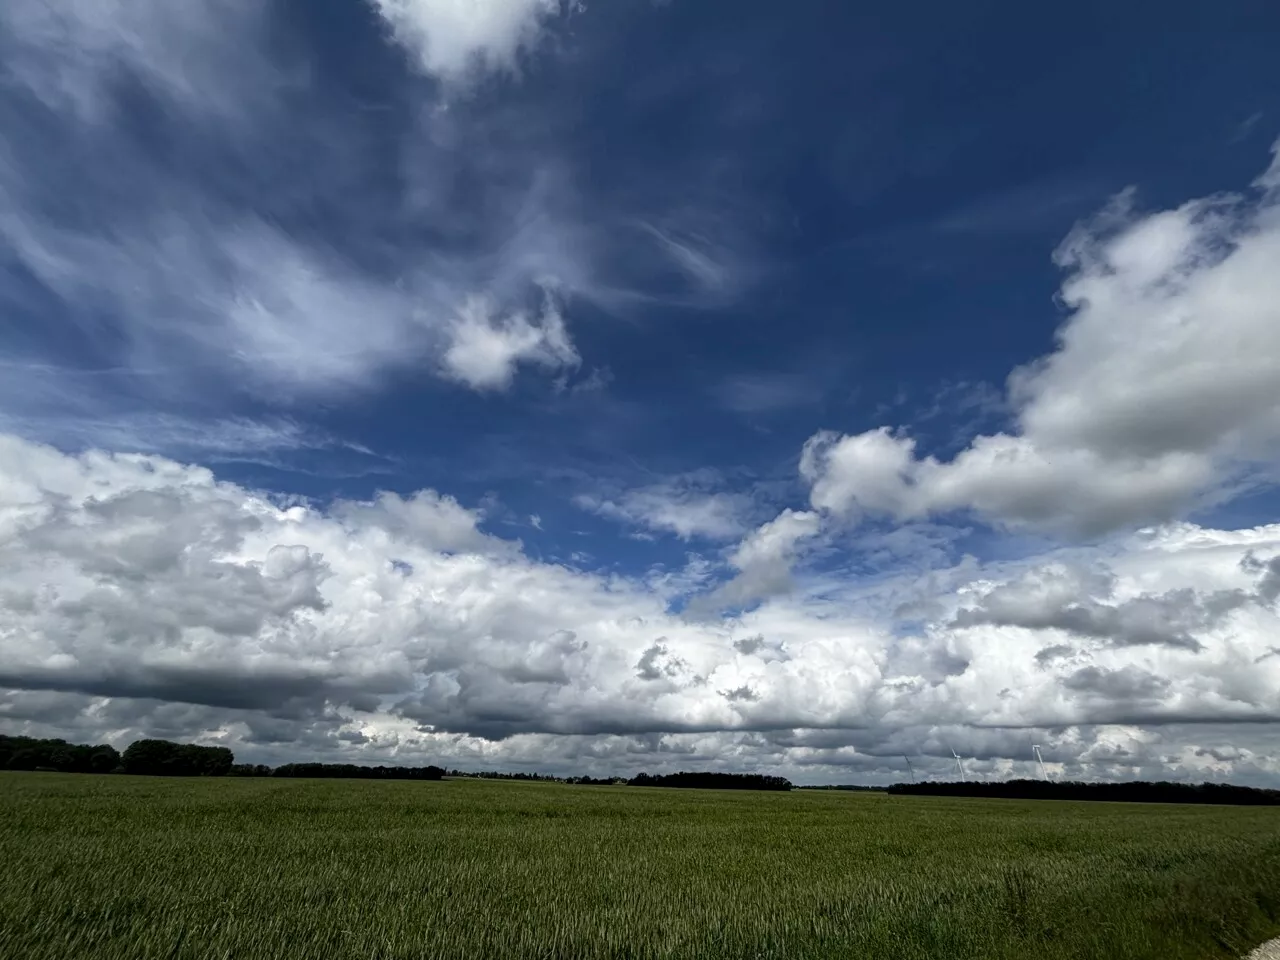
[1,772,1277,959]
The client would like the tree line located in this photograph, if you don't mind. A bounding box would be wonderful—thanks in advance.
[443,769,563,782]
[237,763,445,780]
[0,736,231,777]
[33,734,1274,801]
[0,735,450,780]
[1,735,121,774]
[628,772,794,791]
[798,784,886,792]
[887,779,1280,805]
[2,737,794,789]
[121,739,234,777]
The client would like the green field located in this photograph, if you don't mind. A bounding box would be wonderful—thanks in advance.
[1,773,1277,959]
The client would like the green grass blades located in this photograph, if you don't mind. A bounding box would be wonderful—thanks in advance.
[1,773,1277,959]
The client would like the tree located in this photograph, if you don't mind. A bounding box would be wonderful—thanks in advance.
[627,771,793,791]
[0,736,121,774]
[89,747,119,773]
[121,739,235,776]
[8,748,40,771]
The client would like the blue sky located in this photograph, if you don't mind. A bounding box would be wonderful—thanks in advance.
[2,0,1280,783]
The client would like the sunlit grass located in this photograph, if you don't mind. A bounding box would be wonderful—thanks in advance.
[1,772,1277,959]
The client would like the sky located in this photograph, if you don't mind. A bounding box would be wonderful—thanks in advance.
[2,0,1280,785]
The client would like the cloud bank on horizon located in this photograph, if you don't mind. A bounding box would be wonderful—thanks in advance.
[1,0,1279,784]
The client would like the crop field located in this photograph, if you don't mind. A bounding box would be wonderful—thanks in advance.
[1,773,1278,960]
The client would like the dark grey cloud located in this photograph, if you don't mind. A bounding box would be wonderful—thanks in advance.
[1245,553,1280,604]
[950,566,1257,651]
[731,633,790,662]
[1034,643,1076,665]
[1062,666,1171,702]
[494,631,584,686]
[733,634,764,654]
[0,662,404,719]
[634,641,686,681]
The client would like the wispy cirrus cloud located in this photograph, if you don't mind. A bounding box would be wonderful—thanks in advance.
[0,0,270,124]
[0,0,594,455]
[0,0,766,467]
[711,371,826,415]
[576,472,758,542]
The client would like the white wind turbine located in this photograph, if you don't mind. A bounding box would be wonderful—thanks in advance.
[903,755,916,783]
[951,747,967,783]
[1032,744,1049,782]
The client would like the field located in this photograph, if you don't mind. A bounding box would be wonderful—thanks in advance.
[1,773,1278,959]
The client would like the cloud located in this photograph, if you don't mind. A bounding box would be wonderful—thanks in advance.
[799,146,1280,536]
[0,364,331,459]
[1245,552,1280,604]
[594,205,758,312]
[1,0,769,447]
[334,489,507,556]
[1,127,577,403]
[0,0,595,439]
[636,220,734,294]
[710,372,825,415]
[1,211,435,396]
[1034,643,1076,666]
[686,510,822,615]
[730,633,790,664]
[950,564,1256,652]
[370,0,570,85]
[732,634,765,655]
[0,0,266,123]
[634,642,687,682]
[0,439,1278,780]
[577,474,755,541]
[441,291,579,390]
[1061,665,1170,703]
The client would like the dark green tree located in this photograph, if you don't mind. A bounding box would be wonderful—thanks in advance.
[121,739,235,776]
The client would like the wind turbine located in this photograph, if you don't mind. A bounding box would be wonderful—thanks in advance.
[903,755,916,783]
[1032,744,1049,782]
[951,747,967,783]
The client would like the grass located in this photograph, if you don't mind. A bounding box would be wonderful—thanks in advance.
[0,773,1277,959]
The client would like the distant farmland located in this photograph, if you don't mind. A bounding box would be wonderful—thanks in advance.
[1,773,1277,959]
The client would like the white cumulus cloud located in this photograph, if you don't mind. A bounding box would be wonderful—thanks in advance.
[370,0,570,84]
[687,510,823,615]
[1,434,1279,782]
[800,146,1280,537]
[441,292,579,390]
